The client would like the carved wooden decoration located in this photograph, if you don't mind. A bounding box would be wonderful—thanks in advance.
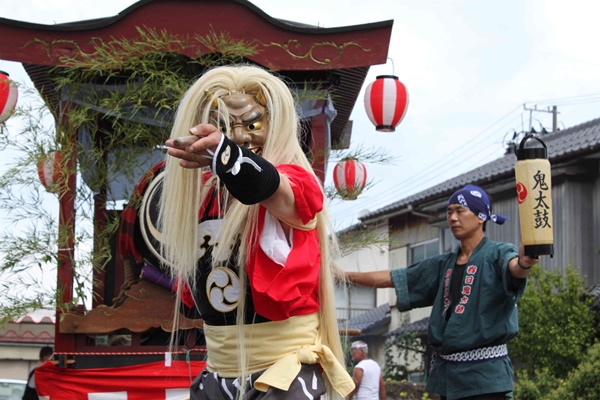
[60,280,202,334]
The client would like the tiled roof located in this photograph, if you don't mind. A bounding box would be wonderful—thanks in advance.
[0,329,54,344]
[345,303,391,333]
[0,309,55,345]
[387,316,429,337]
[15,308,55,324]
[362,116,600,221]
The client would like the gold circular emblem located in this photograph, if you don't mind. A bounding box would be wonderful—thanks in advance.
[221,145,231,165]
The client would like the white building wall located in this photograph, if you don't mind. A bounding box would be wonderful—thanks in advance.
[336,224,394,309]
[0,347,40,380]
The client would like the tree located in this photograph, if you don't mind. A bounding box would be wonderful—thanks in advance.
[510,266,595,378]
[544,341,600,400]
[383,332,428,382]
[510,265,597,399]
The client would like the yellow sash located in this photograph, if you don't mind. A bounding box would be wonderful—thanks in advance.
[279,215,317,231]
[203,313,354,397]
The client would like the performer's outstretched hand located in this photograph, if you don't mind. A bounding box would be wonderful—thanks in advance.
[165,124,222,169]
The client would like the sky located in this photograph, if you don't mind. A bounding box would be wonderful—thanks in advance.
[1,0,600,234]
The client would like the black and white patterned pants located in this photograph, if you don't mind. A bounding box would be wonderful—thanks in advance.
[190,363,326,400]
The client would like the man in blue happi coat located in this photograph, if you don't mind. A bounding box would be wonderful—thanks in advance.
[346,184,539,400]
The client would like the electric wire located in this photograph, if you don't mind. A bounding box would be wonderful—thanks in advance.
[330,106,525,224]
[331,121,517,222]
[524,92,600,105]
[332,92,600,226]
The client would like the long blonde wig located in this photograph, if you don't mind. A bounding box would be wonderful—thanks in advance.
[159,65,344,398]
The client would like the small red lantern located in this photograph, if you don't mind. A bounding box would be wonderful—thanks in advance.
[333,158,367,200]
[0,71,18,124]
[38,151,62,193]
[364,75,408,132]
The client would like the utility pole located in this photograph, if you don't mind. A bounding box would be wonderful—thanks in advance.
[523,104,560,132]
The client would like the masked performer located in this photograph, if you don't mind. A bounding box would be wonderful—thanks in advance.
[158,65,354,400]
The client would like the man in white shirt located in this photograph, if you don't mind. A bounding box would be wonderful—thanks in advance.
[347,341,386,400]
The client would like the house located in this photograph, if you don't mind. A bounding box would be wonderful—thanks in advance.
[337,115,600,374]
[0,309,54,380]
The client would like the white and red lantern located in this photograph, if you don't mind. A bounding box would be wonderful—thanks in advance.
[38,151,62,193]
[333,158,367,200]
[364,75,408,132]
[0,71,18,124]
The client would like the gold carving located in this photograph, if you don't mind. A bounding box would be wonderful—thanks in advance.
[22,38,86,64]
[24,37,371,66]
[258,39,371,65]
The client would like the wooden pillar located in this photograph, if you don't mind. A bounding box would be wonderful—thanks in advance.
[92,190,107,309]
[54,102,77,361]
[92,121,108,309]
[309,99,330,183]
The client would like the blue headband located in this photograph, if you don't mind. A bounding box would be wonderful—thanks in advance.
[448,184,507,225]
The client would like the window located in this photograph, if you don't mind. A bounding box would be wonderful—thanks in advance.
[409,239,440,264]
[335,283,375,323]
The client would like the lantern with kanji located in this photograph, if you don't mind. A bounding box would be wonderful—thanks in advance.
[364,75,409,132]
[38,151,62,194]
[333,158,367,200]
[0,71,18,124]
[515,134,554,257]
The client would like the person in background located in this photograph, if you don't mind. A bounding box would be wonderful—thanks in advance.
[22,346,53,400]
[346,184,539,400]
[347,341,386,400]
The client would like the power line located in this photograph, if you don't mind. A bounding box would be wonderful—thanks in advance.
[525,92,600,105]
[334,90,600,226]
[332,127,511,220]
[331,106,524,222]
[334,91,600,225]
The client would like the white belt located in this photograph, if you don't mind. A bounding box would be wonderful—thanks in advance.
[438,344,508,362]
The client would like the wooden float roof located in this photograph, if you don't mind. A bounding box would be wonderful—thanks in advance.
[0,0,393,146]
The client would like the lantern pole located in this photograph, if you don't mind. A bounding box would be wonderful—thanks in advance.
[523,104,560,132]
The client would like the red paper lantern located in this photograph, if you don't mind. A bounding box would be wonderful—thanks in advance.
[333,158,367,200]
[0,71,18,124]
[364,75,408,132]
[38,151,62,193]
